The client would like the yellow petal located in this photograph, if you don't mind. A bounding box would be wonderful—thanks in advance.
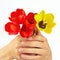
[34,14,42,22]
[39,10,45,19]
[44,28,52,34]
[35,10,56,34]
[44,13,54,23]
[44,22,56,34]
[47,23,56,28]
[34,10,45,22]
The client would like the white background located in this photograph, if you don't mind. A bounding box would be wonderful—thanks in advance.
[0,0,60,60]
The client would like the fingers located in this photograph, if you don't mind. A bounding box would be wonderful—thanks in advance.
[20,54,42,60]
[19,40,48,49]
[9,35,24,60]
[18,47,48,60]
[33,35,47,42]
[14,31,50,60]
[19,48,48,56]
[32,30,48,43]
[18,38,49,60]
[17,34,49,50]
[11,35,27,43]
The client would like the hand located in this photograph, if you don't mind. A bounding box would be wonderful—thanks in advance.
[0,35,24,60]
[18,31,52,60]
[0,31,52,60]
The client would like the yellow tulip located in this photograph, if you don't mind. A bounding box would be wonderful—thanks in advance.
[34,10,56,34]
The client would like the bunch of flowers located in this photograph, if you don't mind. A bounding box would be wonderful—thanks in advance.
[5,8,56,37]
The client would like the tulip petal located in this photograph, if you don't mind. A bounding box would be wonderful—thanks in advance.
[5,22,19,35]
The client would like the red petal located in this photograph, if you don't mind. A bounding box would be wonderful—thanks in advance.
[27,12,34,21]
[8,17,19,24]
[18,15,26,24]
[5,22,20,35]
[9,11,19,24]
[20,30,33,37]
[24,19,36,30]
[16,9,26,15]
[11,11,18,17]
[24,12,36,30]
[20,24,33,37]
[9,9,26,24]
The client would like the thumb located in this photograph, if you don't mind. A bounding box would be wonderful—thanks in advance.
[11,35,21,42]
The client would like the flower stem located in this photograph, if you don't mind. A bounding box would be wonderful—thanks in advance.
[33,28,38,36]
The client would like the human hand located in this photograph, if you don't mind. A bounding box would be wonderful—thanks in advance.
[0,35,24,60]
[0,31,52,60]
[18,31,52,60]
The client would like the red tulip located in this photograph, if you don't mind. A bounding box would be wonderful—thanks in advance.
[24,12,36,30]
[5,22,20,35]
[5,9,37,38]
[20,24,33,37]
[9,8,26,24]
[16,9,26,15]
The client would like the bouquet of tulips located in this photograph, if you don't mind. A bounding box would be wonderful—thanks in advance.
[5,8,56,37]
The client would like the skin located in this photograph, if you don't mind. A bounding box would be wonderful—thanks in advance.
[0,31,52,60]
